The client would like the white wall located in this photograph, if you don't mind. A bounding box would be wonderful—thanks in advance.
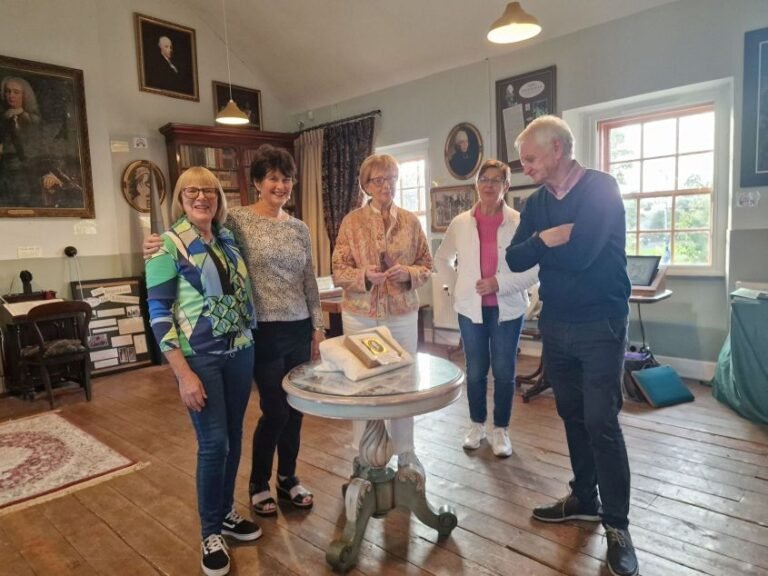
[296,0,768,361]
[0,0,291,296]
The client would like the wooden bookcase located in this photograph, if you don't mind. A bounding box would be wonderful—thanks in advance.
[159,123,299,217]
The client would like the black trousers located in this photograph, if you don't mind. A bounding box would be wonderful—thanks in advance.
[249,318,312,494]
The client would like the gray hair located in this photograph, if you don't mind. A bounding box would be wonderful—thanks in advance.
[515,115,574,159]
[1,76,40,117]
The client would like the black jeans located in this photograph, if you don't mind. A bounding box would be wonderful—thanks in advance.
[249,318,311,494]
[539,315,631,529]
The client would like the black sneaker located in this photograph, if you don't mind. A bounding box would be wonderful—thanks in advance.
[222,508,262,542]
[532,493,601,523]
[605,526,639,576]
[201,534,230,576]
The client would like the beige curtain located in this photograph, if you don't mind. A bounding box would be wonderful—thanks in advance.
[296,129,330,275]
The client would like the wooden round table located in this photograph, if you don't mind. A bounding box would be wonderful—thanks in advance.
[283,352,464,572]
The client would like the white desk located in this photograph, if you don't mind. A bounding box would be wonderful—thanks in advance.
[283,353,464,572]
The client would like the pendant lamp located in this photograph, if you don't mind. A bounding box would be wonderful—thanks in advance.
[216,0,249,125]
[487,2,541,44]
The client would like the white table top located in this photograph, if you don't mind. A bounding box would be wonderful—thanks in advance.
[282,353,464,420]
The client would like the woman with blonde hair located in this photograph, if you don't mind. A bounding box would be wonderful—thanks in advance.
[146,167,261,576]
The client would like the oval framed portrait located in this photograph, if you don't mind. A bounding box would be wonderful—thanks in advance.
[121,160,166,213]
[444,122,483,180]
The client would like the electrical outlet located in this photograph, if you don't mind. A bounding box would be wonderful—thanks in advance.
[17,246,42,258]
[627,341,643,352]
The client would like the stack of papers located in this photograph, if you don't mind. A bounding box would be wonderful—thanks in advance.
[731,288,768,300]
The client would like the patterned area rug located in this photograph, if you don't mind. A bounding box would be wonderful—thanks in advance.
[0,412,146,516]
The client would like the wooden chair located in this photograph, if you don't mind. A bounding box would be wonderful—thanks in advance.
[19,300,92,409]
[517,286,550,403]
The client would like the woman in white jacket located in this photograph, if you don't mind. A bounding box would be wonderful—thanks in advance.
[434,159,539,456]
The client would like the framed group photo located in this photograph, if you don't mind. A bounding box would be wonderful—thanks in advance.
[431,184,476,232]
[135,13,199,101]
[213,82,262,129]
[444,122,483,180]
[0,55,94,218]
[740,26,768,187]
[505,184,539,214]
[496,65,556,171]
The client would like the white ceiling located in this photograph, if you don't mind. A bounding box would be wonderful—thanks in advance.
[189,0,682,113]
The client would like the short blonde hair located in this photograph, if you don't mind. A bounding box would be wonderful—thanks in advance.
[476,159,511,187]
[358,154,399,195]
[515,115,574,159]
[171,167,228,226]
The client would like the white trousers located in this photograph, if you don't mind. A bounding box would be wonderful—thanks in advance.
[342,311,418,455]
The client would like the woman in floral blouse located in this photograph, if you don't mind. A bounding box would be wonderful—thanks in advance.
[332,153,432,476]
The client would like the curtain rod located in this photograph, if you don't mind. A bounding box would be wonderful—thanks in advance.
[296,109,381,134]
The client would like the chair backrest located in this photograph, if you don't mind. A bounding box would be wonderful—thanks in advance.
[25,300,93,347]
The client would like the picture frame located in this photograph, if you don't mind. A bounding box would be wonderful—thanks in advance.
[496,65,556,172]
[739,27,768,187]
[505,184,539,213]
[135,13,199,101]
[0,55,94,218]
[121,160,166,213]
[70,276,152,376]
[444,122,483,180]
[430,184,475,232]
[213,81,262,129]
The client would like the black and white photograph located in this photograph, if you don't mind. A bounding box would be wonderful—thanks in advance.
[430,184,475,232]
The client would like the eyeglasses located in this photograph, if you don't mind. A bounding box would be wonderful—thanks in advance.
[181,186,218,199]
[477,176,506,186]
[367,176,398,187]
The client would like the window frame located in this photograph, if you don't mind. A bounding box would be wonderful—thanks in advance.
[566,79,732,277]
[599,103,716,268]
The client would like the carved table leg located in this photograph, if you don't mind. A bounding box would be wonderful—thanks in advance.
[327,477,376,572]
[394,469,457,537]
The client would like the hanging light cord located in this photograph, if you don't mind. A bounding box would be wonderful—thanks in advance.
[222,0,234,101]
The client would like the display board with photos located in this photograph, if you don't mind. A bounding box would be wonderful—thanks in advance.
[70,277,151,375]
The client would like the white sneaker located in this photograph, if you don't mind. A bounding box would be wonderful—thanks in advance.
[463,422,486,450]
[491,427,512,457]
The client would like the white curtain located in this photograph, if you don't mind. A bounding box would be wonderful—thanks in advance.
[296,129,330,275]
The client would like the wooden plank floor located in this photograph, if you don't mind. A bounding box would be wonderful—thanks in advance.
[1,346,767,576]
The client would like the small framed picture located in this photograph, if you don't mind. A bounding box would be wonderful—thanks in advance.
[121,160,166,213]
[212,81,262,129]
[505,184,539,213]
[431,184,476,232]
[444,122,483,180]
[135,13,199,101]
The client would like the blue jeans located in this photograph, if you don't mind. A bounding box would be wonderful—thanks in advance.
[186,347,254,539]
[538,315,631,529]
[458,308,523,428]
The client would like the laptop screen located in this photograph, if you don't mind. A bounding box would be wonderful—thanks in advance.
[626,255,660,287]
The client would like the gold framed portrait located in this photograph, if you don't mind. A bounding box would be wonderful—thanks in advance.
[121,160,166,213]
[444,122,483,180]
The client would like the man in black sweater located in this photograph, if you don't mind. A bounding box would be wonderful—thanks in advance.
[505,116,638,576]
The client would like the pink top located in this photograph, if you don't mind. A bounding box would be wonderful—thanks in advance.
[475,205,504,307]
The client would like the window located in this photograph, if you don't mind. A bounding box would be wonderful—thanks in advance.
[376,140,429,233]
[566,78,732,275]
[600,105,715,267]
